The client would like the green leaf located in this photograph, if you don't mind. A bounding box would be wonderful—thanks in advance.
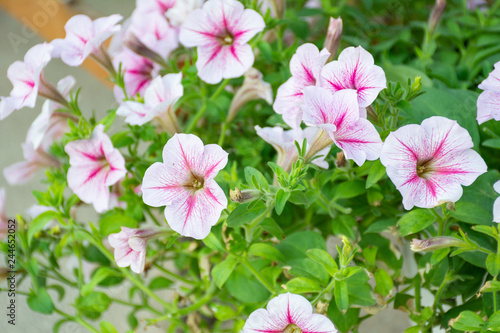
[97,110,117,132]
[365,218,397,234]
[374,269,394,297]
[480,280,500,293]
[248,243,285,262]
[334,279,349,310]
[27,288,54,314]
[486,253,500,277]
[226,262,270,303]
[100,321,118,333]
[383,64,433,87]
[451,202,493,225]
[257,41,273,63]
[149,277,173,290]
[82,267,121,296]
[288,190,309,206]
[483,138,500,149]
[28,211,59,244]
[332,215,357,240]
[366,160,386,188]
[473,225,497,238]
[227,201,267,228]
[99,212,138,236]
[244,166,269,191]
[449,310,484,331]
[127,312,138,329]
[275,188,291,215]
[327,300,360,333]
[75,292,111,319]
[484,311,500,331]
[334,180,365,199]
[306,249,339,276]
[111,131,134,148]
[398,209,435,236]
[431,248,450,265]
[286,277,322,293]
[259,218,284,240]
[212,257,238,289]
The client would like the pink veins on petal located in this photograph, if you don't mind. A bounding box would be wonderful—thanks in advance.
[142,133,228,239]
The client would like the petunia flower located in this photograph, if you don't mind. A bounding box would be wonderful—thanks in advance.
[0,43,67,120]
[51,14,122,71]
[3,141,60,186]
[274,43,330,129]
[255,126,330,172]
[166,0,205,26]
[126,11,179,62]
[380,116,487,210]
[179,0,265,84]
[116,73,183,134]
[108,227,166,273]
[227,68,273,123]
[64,124,127,213]
[243,293,338,333]
[301,86,382,166]
[320,46,386,108]
[136,0,177,16]
[493,181,500,223]
[477,62,500,124]
[27,76,76,150]
[112,48,160,100]
[142,134,228,239]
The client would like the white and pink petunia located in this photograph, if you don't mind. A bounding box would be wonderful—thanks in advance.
[142,133,228,239]
[243,293,338,333]
[116,73,183,133]
[301,86,382,166]
[0,43,54,120]
[255,126,330,172]
[52,14,123,67]
[64,125,127,213]
[320,46,386,108]
[27,76,75,150]
[127,11,179,60]
[380,116,487,210]
[166,0,205,26]
[108,227,163,273]
[113,48,160,100]
[274,43,330,128]
[477,62,500,124]
[179,0,265,84]
[493,181,500,223]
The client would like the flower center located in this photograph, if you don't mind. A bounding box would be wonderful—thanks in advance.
[216,29,235,46]
[283,324,302,333]
[185,173,205,191]
[416,159,434,178]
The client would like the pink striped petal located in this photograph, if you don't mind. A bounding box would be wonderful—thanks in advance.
[477,90,500,124]
[196,43,254,84]
[478,62,500,91]
[116,101,151,125]
[494,181,500,223]
[243,293,337,333]
[320,46,386,108]
[290,44,330,86]
[274,77,308,129]
[142,162,189,207]
[197,144,229,179]
[163,179,227,239]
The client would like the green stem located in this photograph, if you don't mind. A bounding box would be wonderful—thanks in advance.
[218,121,230,147]
[312,278,335,305]
[235,255,277,295]
[415,273,422,313]
[145,206,162,226]
[54,309,99,333]
[185,79,230,133]
[153,263,198,286]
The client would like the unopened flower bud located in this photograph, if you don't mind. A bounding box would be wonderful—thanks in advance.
[227,68,273,123]
[230,188,262,203]
[124,33,169,68]
[428,0,446,35]
[445,202,455,211]
[411,76,422,93]
[324,17,343,61]
[410,236,466,252]
[38,76,70,108]
[335,151,347,168]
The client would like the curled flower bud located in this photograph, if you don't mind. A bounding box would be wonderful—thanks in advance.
[324,17,343,60]
[124,33,169,68]
[428,0,446,35]
[230,188,262,203]
[335,151,347,168]
[227,68,273,123]
[410,237,467,252]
